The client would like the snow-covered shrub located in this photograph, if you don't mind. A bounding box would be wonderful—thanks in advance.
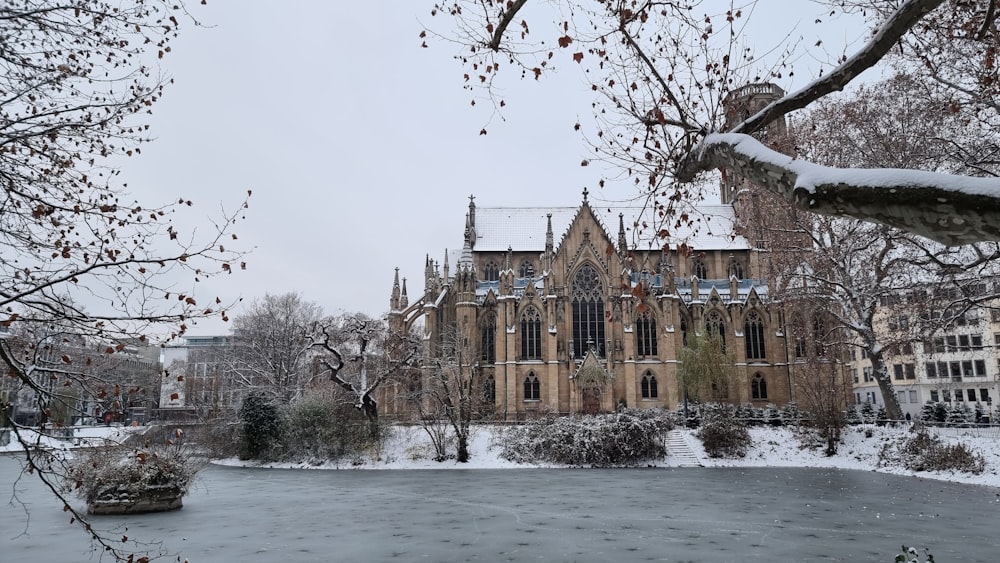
[66,435,201,507]
[781,402,801,426]
[735,403,762,426]
[696,409,751,458]
[496,409,673,466]
[845,405,861,425]
[881,424,985,474]
[859,401,876,424]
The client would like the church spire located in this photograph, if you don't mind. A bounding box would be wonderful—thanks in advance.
[390,267,401,311]
[443,248,450,283]
[618,213,628,254]
[400,277,409,309]
[465,194,477,250]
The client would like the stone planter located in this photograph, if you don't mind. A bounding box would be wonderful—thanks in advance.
[87,484,184,515]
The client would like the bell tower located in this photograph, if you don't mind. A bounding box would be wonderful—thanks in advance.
[719,83,787,206]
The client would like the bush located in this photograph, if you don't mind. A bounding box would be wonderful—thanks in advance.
[697,408,751,458]
[280,392,387,463]
[883,424,985,474]
[66,437,201,506]
[238,392,282,460]
[497,409,673,466]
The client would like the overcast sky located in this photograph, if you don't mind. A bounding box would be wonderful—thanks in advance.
[121,1,868,335]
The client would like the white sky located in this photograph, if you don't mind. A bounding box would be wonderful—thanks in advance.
[120,1,869,335]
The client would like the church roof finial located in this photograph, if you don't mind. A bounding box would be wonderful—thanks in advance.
[582,187,589,203]
[618,212,628,254]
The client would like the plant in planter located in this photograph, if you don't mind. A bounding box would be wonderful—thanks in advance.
[66,431,201,515]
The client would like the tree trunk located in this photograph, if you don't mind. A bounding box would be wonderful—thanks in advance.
[869,352,903,420]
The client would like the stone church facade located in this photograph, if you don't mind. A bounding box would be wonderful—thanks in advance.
[388,191,796,419]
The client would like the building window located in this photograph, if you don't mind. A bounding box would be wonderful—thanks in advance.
[636,312,657,357]
[930,390,939,402]
[572,264,605,358]
[484,375,496,406]
[520,307,542,360]
[481,314,496,364]
[751,373,767,400]
[968,389,977,402]
[519,260,535,278]
[905,364,915,380]
[897,390,906,404]
[926,362,937,378]
[693,259,707,279]
[863,367,873,382]
[705,310,726,352]
[975,359,987,376]
[523,372,540,401]
[909,390,918,403]
[641,371,658,399]
[483,261,500,282]
[980,389,991,403]
[893,364,904,380]
[744,311,766,360]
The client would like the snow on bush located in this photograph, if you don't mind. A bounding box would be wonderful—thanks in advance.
[696,404,752,458]
[66,434,201,505]
[879,424,985,475]
[496,409,673,466]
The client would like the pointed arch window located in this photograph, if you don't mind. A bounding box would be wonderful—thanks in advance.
[693,259,707,279]
[519,259,535,278]
[641,371,658,399]
[484,374,496,406]
[523,371,540,400]
[744,311,766,360]
[483,261,500,282]
[636,311,657,357]
[705,310,726,352]
[520,307,542,360]
[751,373,768,400]
[572,264,606,358]
[480,313,496,364]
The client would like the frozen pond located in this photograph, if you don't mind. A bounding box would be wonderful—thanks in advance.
[2,456,998,562]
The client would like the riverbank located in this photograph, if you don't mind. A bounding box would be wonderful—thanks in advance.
[214,423,1000,489]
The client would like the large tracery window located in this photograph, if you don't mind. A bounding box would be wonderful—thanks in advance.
[705,310,726,352]
[572,264,605,358]
[480,313,496,364]
[520,307,542,360]
[744,311,766,360]
[636,311,657,357]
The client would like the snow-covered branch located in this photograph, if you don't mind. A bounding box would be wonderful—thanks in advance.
[682,133,1000,246]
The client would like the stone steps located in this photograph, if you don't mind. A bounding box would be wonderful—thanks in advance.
[665,429,702,467]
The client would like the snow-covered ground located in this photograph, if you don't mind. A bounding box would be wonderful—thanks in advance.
[215,423,1000,489]
[6,422,1000,489]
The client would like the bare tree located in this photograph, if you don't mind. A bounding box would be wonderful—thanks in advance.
[227,292,324,403]
[748,71,1000,420]
[784,301,854,455]
[310,313,420,427]
[1,2,248,559]
[426,0,1000,245]
[413,327,489,462]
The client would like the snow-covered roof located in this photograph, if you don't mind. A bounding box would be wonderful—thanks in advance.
[473,204,749,252]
